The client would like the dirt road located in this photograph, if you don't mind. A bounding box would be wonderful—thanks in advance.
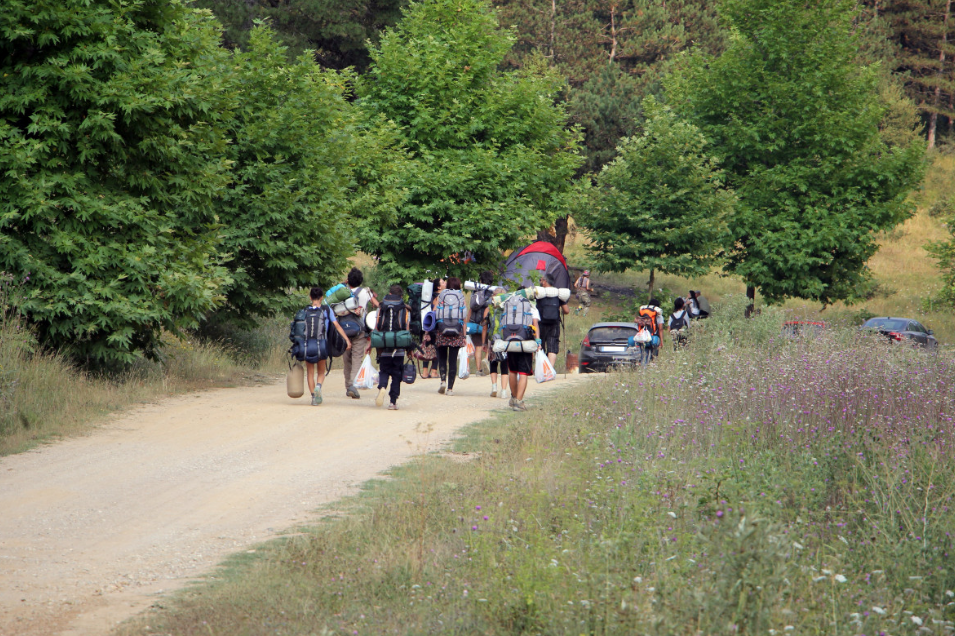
[0,366,583,635]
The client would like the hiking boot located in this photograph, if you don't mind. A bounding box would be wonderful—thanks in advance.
[482,358,491,375]
[375,387,387,407]
[512,400,527,412]
[439,382,447,395]
[502,387,510,400]
[446,390,454,396]
[311,389,322,406]
[346,386,361,399]
[388,403,398,411]
[508,397,517,408]
[490,387,498,398]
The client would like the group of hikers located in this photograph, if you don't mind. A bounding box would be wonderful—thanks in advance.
[288,266,710,412]
[289,267,572,412]
[629,290,711,365]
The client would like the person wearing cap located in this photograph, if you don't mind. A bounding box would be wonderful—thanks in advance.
[574,270,593,315]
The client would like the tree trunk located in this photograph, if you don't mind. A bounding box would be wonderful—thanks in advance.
[609,4,618,62]
[647,269,655,302]
[536,216,570,252]
[550,0,557,60]
[745,285,756,318]
[928,0,952,148]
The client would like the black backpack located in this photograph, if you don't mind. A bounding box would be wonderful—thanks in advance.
[670,310,689,332]
[377,299,408,332]
[407,283,424,336]
[469,287,491,313]
[537,296,561,324]
[300,306,329,363]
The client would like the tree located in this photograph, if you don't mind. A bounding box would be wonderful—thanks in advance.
[193,0,406,71]
[927,215,955,308]
[578,97,734,299]
[0,0,234,365]
[668,0,925,309]
[877,0,954,147]
[357,0,583,282]
[210,26,405,325]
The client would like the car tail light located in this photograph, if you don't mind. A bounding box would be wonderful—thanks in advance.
[888,331,903,341]
[582,334,591,347]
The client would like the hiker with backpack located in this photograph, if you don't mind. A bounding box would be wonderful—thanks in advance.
[574,270,593,315]
[668,297,692,349]
[295,286,352,405]
[341,267,380,400]
[467,270,495,376]
[418,278,444,379]
[498,291,540,411]
[485,290,510,399]
[537,273,570,368]
[637,299,664,362]
[373,284,411,410]
[435,277,466,396]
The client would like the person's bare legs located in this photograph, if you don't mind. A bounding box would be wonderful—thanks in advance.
[547,352,557,368]
[306,360,327,405]
[514,373,528,401]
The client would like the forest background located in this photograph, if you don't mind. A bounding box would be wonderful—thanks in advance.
[1,0,954,366]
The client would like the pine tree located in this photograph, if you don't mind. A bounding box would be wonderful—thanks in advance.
[877,0,954,146]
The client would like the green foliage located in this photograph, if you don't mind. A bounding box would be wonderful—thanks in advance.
[357,0,584,282]
[0,0,234,365]
[193,0,406,71]
[579,97,734,281]
[668,0,926,306]
[926,217,955,306]
[212,27,405,324]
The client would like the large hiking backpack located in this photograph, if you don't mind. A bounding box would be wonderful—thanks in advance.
[670,310,689,332]
[469,286,492,313]
[537,296,561,324]
[500,294,534,341]
[371,299,414,349]
[436,289,465,337]
[291,305,328,363]
[638,305,660,335]
[407,283,424,336]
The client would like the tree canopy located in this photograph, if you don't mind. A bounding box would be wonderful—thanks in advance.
[357,0,583,282]
[0,0,234,365]
[668,0,925,306]
[579,97,734,296]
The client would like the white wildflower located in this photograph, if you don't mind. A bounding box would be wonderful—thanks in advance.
[792,542,805,550]
[822,569,833,575]
[872,606,886,615]
[834,575,847,583]
[912,616,923,626]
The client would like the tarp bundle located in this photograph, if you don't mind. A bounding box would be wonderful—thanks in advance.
[501,241,571,289]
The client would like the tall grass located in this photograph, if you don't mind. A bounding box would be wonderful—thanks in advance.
[0,288,288,456]
[117,306,955,636]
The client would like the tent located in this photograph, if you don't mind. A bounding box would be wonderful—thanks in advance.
[501,241,571,289]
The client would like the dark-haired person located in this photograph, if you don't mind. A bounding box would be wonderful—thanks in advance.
[507,307,540,412]
[306,286,352,405]
[375,284,409,410]
[668,297,691,349]
[435,277,466,396]
[420,277,445,379]
[467,270,495,376]
[537,273,570,368]
[343,267,379,399]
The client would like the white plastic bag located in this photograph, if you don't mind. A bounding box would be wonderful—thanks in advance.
[534,349,557,384]
[465,334,475,358]
[457,347,470,380]
[354,354,379,390]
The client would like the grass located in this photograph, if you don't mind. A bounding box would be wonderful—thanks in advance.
[0,299,288,456]
[116,298,955,636]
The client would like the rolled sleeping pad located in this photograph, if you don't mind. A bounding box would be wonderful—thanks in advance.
[421,280,434,303]
[422,311,437,332]
[558,288,571,302]
[326,284,353,304]
[492,339,539,354]
[286,361,305,398]
[333,296,360,316]
[466,322,482,335]
[532,286,572,300]
[365,310,378,331]
[465,281,493,292]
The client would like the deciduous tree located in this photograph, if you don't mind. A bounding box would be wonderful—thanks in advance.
[0,0,234,365]
[668,0,925,309]
[578,97,734,299]
[357,0,583,281]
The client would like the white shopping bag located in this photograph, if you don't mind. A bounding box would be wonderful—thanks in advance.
[457,347,470,380]
[534,349,556,384]
[465,335,475,358]
[354,354,379,390]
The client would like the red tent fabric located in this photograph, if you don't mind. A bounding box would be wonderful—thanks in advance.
[516,241,568,269]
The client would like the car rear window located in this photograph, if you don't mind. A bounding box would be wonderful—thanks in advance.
[588,327,637,343]
[863,318,908,331]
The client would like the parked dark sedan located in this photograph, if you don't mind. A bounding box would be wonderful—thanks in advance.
[861,316,939,350]
[579,322,642,372]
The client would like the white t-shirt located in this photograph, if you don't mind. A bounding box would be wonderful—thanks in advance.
[349,286,374,314]
[531,307,541,322]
